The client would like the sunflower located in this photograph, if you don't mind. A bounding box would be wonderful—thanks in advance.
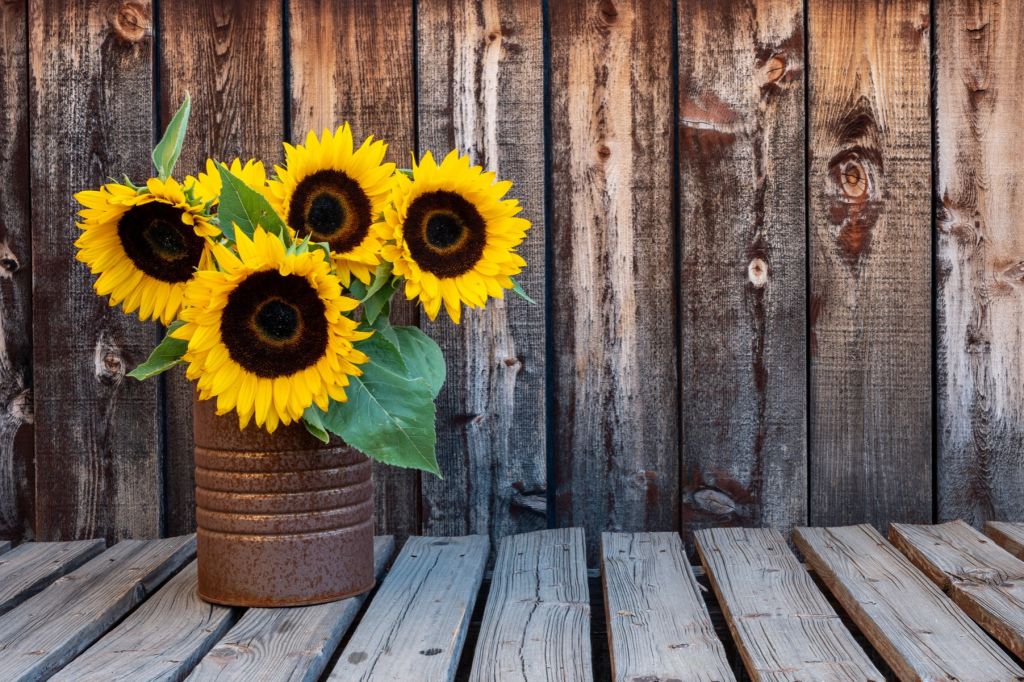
[187,158,272,206]
[375,151,529,323]
[172,226,371,433]
[74,177,218,325]
[267,125,395,286]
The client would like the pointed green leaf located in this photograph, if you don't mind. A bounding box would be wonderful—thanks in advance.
[511,277,536,304]
[390,326,445,397]
[216,163,290,243]
[152,94,191,180]
[301,408,330,443]
[128,321,188,380]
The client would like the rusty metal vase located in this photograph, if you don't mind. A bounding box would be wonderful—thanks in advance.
[193,397,375,607]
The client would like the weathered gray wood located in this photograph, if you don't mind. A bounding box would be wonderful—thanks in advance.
[0,535,195,680]
[892,521,1024,661]
[0,539,105,616]
[985,521,1024,559]
[936,0,1024,527]
[603,532,734,682]
[416,0,547,548]
[550,0,678,563]
[0,541,10,555]
[807,0,932,527]
[288,0,419,540]
[52,560,233,681]
[470,528,591,681]
[696,527,879,681]
[29,0,162,543]
[188,536,395,682]
[679,0,807,534]
[330,535,489,681]
[0,0,34,545]
[794,525,1024,682]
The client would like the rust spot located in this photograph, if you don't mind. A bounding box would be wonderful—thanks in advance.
[747,258,768,288]
[108,1,150,43]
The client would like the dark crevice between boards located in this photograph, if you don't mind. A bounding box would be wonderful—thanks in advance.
[540,0,556,531]
[802,0,813,530]
[928,0,939,525]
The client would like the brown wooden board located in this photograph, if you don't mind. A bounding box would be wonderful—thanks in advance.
[985,521,1024,559]
[29,0,162,542]
[603,532,734,682]
[188,536,395,682]
[549,0,678,561]
[0,536,195,681]
[288,0,419,540]
[678,0,807,533]
[0,539,105,616]
[891,521,1024,661]
[0,0,34,544]
[794,525,1024,682]
[935,0,1024,526]
[806,0,933,526]
[416,0,546,547]
[696,527,880,681]
[470,528,591,681]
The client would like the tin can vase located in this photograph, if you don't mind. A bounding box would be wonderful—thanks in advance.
[192,396,375,607]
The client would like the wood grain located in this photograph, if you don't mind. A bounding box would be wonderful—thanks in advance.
[794,524,1024,682]
[416,0,546,549]
[891,521,1024,661]
[158,0,285,536]
[679,0,806,534]
[29,0,161,542]
[288,0,419,540]
[807,0,933,526]
[696,527,880,681]
[0,535,195,681]
[0,0,34,544]
[329,535,489,681]
[550,0,678,561]
[52,560,235,681]
[470,528,591,681]
[603,532,734,682]
[935,0,1024,526]
[188,536,395,682]
[0,540,8,554]
[985,521,1024,558]
[0,539,105,616]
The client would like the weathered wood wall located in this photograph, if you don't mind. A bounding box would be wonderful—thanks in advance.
[2,0,1023,556]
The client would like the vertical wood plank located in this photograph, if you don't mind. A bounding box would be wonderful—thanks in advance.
[30,0,161,541]
[0,0,34,543]
[807,0,933,526]
[935,0,1024,525]
[416,0,546,545]
[288,0,419,539]
[679,0,806,531]
[550,0,678,560]
[159,0,285,536]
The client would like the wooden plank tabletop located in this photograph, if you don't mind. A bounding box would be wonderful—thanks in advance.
[0,539,105,616]
[604,532,734,682]
[794,525,1024,682]
[328,535,489,681]
[696,527,881,681]
[0,541,10,555]
[470,528,591,682]
[985,521,1024,559]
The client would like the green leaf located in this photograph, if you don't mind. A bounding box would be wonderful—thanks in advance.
[362,276,400,325]
[511,277,536,304]
[301,408,330,443]
[389,326,446,397]
[356,326,407,376]
[216,163,290,244]
[152,93,191,180]
[315,333,440,476]
[128,321,188,380]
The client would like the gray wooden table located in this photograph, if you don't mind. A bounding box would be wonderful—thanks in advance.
[2,522,1024,681]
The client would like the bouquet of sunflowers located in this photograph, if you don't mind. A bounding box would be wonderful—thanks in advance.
[73,95,531,476]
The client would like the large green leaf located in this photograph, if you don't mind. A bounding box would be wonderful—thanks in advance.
[152,94,191,180]
[216,164,289,243]
[128,321,188,380]
[315,334,440,476]
[389,326,445,397]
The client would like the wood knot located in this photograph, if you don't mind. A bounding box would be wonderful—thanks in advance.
[597,144,611,161]
[108,1,150,44]
[747,258,768,288]
[487,30,500,42]
[598,0,618,24]
[693,488,736,516]
[835,157,869,200]
[94,332,125,385]
[763,55,786,84]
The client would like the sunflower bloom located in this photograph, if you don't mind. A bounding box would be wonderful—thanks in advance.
[172,227,371,433]
[187,158,273,206]
[376,150,529,323]
[268,125,395,286]
[74,177,218,325]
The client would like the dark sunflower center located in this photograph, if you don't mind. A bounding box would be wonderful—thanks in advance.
[220,270,329,378]
[117,202,205,283]
[288,170,372,254]
[404,191,487,278]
